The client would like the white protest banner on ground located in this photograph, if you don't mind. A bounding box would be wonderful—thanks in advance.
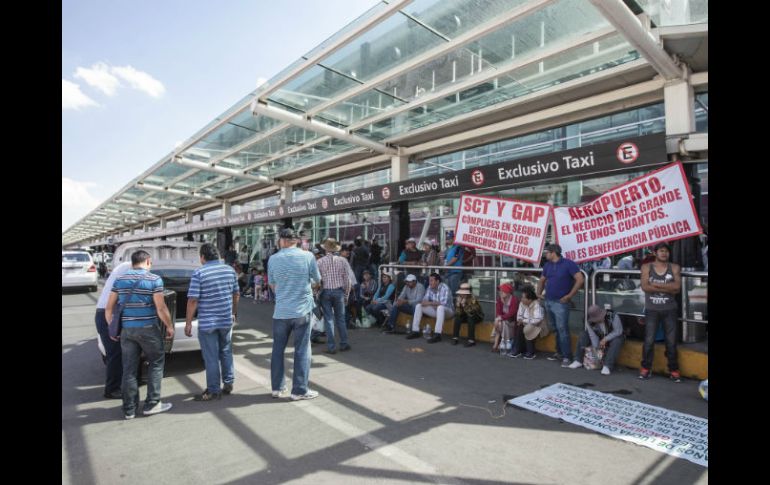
[553,162,702,263]
[455,194,550,263]
[509,383,708,467]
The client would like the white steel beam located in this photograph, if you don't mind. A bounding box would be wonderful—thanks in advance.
[135,182,219,201]
[251,100,397,155]
[588,0,682,80]
[173,156,273,183]
[258,0,413,99]
[307,0,556,117]
[242,135,333,172]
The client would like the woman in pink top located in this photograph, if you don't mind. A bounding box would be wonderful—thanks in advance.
[493,283,519,353]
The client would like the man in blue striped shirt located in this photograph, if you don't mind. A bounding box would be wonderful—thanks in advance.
[106,250,174,420]
[268,227,321,400]
[186,243,239,401]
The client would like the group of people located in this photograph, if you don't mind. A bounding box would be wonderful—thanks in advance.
[95,229,685,420]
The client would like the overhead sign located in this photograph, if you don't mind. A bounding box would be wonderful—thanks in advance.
[553,162,702,263]
[114,134,667,243]
[455,194,550,263]
[509,383,708,468]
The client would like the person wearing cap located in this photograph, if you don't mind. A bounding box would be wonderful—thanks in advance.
[566,305,625,375]
[267,227,322,400]
[639,241,682,382]
[406,272,454,343]
[511,285,548,359]
[537,243,584,367]
[451,282,484,347]
[317,238,354,354]
[384,273,425,333]
[356,269,379,325]
[365,272,396,326]
[493,282,519,353]
[443,234,464,295]
[398,237,422,266]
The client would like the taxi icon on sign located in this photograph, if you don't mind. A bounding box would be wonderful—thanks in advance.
[471,169,484,186]
[617,142,639,164]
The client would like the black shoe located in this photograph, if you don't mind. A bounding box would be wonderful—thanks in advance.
[103,390,123,399]
[464,340,476,348]
[405,331,420,340]
[223,383,233,395]
[427,334,442,343]
[194,390,221,401]
[451,338,459,346]
[382,327,395,334]
[323,349,337,354]
[339,344,351,352]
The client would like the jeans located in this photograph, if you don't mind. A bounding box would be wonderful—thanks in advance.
[95,309,122,395]
[510,324,535,356]
[321,288,348,351]
[641,309,679,371]
[411,304,455,333]
[446,272,462,296]
[452,313,481,341]
[121,325,165,415]
[574,331,625,369]
[271,314,312,396]
[387,303,416,329]
[545,300,572,361]
[366,302,390,326]
[198,326,234,394]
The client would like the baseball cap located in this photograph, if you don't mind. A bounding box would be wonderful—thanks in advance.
[405,274,417,282]
[406,237,416,243]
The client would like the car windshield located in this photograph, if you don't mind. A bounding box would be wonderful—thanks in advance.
[63,253,91,263]
[151,269,195,286]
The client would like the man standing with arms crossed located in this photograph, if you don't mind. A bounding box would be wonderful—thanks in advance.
[186,243,239,401]
[639,242,682,381]
[537,244,584,368]
[268,228,322,400]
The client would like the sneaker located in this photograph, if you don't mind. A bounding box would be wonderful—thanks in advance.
[427,334,442,343]
[508,352,523,359]
[223,383,233,395]
[194,390,221,401]
[124,413,135,420]
[290,390,319,401]
[523,353,536,360]
[382,327,395,334]
[546,352,562,361]
[638,367,651,380]
[567,360,583,369]
[601,366,611,375]
[464,340,476,348]
[670,370,681,383]
[405,331,420,340]
[560,358,572,368]
[451,338,459,346]
[271,387,288,398]
[143,401,173,415]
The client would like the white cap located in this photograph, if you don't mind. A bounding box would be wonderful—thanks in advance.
[405,274,417,282]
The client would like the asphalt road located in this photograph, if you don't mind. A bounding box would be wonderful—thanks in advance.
[62,285,708,484]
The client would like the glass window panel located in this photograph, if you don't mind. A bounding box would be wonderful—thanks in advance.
[636,0,708,26]
[695,92,708,133]
[267,65,362,113]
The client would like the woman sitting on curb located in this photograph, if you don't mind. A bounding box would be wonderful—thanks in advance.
[510,285,548,359]
[566,304,625,375]
[493,283,519,353]
[451,282,484,347]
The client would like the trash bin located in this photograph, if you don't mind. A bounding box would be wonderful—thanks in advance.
[682,320,707,343]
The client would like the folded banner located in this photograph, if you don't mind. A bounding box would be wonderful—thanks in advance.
[455,194,550,263]
[553,162,702,263]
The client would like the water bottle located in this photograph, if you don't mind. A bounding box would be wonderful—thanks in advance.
[423,324,431,339]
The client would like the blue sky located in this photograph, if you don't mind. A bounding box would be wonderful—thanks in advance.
[62,0,378,232]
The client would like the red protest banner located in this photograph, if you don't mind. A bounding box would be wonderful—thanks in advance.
[455,194,550,263]
[552,162,702,263]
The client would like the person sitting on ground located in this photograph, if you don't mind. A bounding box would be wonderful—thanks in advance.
[493,283,519,353]
[567,304,625,375]
[511,285,547,359]
[365,272,396,327]
[451,282,484,347]
[243,268,258,297]
[406,272,454,343]
[384,273,425,333]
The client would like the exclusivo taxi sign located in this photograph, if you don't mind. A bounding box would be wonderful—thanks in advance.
[553,162,702,263]
[455,194,550,263]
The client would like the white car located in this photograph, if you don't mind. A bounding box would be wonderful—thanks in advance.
[62,250,98,292]
[97,241,204,357]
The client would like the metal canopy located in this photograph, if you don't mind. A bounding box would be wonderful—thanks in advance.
[63,0,707,246]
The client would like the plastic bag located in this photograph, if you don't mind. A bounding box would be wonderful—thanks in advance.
[583,346,604,370]
[311,313,325,332]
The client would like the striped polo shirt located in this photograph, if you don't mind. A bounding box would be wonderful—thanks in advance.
[267,247,320,319]
[187,260,238,331]
[112,269,164,328]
